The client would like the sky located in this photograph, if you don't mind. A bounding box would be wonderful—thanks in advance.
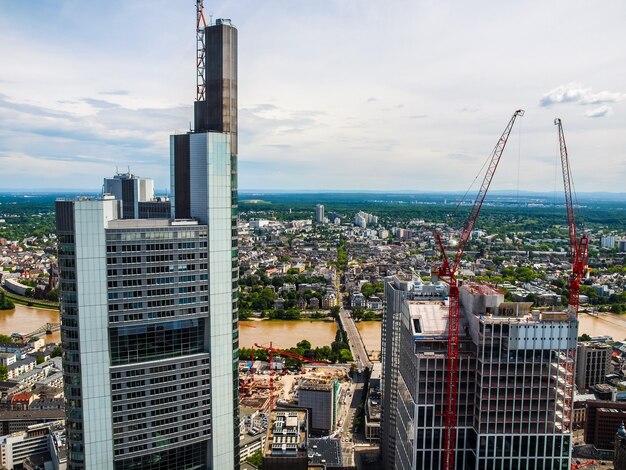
[0,0,625,192]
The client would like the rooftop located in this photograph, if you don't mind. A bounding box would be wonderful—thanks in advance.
[300,380,333,392]
[263,410,308,458]
[308,438,343,467]
[407,300,457,337]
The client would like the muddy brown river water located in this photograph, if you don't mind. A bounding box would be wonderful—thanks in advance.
[0,303,61,343]
[1,308,623,350]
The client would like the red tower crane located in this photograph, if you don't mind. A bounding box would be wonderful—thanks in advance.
[555,118,589,315]
[435,109,524,470]
[555,118,589,441]
[254,342,327,410]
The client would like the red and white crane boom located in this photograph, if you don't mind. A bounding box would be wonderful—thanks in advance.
[436,109,524,470]
[554,118,589,315]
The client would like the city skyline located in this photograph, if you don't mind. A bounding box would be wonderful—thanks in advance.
[1,1,625,192]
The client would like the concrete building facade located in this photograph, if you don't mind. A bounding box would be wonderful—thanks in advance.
[298,380,337,435]
[576,342,612,391]
[381,275,448,469]
[393,283,576,470]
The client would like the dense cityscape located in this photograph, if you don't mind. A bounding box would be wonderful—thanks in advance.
[1,1,626,470]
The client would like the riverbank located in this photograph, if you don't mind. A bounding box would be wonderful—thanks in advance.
[0,287,60,310]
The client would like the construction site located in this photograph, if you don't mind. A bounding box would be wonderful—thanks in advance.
[239,343,351,425]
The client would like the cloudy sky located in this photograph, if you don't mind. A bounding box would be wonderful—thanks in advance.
[1,1,625,192]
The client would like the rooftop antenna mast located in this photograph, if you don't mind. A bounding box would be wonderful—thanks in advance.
[196,0,207,102]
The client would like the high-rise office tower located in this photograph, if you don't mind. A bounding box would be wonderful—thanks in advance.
[381,275,448,469]
[56,14,239,470]
[170,16,240,468]
[391,282,576,469]
[315,204,324,224]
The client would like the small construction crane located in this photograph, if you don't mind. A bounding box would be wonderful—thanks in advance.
[555,118,589,316]
[254,342,327,410]
[435,109,524,470]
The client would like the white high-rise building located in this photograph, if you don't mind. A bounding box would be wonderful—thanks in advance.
[315,204,325,223]
[57,15,240,470]
[600,236,616,249]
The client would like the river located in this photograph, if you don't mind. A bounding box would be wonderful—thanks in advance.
[578,312,626,341]
[356,321,382,361]
[0,303,60,343]
[239,320,338,349]
[1,306,624,351]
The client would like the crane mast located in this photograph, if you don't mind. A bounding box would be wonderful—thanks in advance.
[554,118,589,315]
[196,0,207,101]
[555,119,589,443]
[436,109,524,470]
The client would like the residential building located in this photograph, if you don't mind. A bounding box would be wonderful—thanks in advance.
[55,15,239,470]
[239,432,265,463]
[0,410,65,435]
[576,342,612,391]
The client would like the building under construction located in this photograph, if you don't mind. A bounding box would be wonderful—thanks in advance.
[392,282,577,469]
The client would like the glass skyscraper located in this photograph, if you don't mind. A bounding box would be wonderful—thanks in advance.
[56,18,239,470]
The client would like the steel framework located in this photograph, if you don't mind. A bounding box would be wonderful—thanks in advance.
[196,0,207,101]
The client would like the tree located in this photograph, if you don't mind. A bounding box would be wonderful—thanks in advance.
[0,291,15,310]
[51,346,63,358]
[578,334,592,342]
[0,364,7,381]
[0,334,14,344]
[245,450,263,469]
[339,348,353,363]
[297,339,311,351]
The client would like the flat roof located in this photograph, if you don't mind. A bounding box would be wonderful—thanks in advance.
[407,301,458,336]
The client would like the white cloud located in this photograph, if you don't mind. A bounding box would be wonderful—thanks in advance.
[585,105,611,118]
[540,82,625,107]
[2,1,626,191]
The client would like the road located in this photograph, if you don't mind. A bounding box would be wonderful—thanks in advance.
[337,308,373,370]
